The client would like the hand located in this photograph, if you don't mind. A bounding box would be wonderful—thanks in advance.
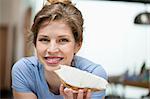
[60,84,91,99]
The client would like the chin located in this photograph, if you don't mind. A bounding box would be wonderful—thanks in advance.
[44,65,60,71]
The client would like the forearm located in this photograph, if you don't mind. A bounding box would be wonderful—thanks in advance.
[13,90,37,99]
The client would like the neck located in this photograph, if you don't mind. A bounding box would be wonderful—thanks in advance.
[44,70,61,95]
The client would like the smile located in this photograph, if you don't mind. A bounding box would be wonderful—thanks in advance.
[44,56,63,65]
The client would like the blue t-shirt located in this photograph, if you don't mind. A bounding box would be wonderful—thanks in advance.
[12,56,107,99]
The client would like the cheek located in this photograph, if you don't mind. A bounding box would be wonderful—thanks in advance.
[36,43,47,55]
[61,44,76,54]
[64,46,76,63]
[65,52,74,65]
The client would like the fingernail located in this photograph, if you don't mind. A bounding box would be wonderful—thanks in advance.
[88,89,91,92]
[79,89,84,93]
[72,90,78,93]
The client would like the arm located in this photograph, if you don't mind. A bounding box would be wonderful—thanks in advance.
[13,90,37,99]
[12,58,37,99]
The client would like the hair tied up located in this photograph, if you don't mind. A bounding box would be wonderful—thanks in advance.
[46,0,72,5]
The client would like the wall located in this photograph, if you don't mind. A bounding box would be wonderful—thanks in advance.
[74,1,150,98]
[0,0,34,91]
[75,1,150,76]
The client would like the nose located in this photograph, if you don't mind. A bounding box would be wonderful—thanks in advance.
[47,41,59,53]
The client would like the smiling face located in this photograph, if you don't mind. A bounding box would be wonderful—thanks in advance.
[36,20,81,71]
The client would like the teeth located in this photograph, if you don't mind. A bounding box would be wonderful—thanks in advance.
[46,58,62,64]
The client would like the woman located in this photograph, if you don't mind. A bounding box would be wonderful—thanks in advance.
[11,0,107,99]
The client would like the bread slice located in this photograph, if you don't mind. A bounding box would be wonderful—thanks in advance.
[54,65,108,91]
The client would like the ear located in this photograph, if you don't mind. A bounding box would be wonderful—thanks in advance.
[74,42,82,54]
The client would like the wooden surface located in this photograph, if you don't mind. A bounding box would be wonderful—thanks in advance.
[123,80,150,88]
[108,76,150,89]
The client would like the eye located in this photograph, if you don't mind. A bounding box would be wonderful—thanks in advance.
[59,38,69,43]
[38,38,50,43]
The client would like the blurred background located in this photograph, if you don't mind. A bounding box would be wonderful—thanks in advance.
[0,0,150,99]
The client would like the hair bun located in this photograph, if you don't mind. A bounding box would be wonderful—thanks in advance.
[47,0,72,5]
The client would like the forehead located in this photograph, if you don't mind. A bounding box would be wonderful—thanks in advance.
[40,20,70,29]
[38,20,73,35]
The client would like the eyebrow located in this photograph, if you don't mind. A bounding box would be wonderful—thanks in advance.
[38,35,48,38]
[58,35,71,38]
[38,34,71,38]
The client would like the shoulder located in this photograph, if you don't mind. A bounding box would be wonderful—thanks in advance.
[12,56,39,71]
[74,56,108,98]
[12,56,41,80]
[13,56,39,66]
[74,56,108,80]
[11,56,41,92]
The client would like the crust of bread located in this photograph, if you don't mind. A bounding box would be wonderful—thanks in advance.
[60,79,103,92]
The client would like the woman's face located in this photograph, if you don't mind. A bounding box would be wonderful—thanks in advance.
[36,21,81,71]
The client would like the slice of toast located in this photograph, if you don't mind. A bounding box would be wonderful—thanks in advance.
[54,65,108,91]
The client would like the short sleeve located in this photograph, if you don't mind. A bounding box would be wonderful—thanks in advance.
[91,90,105,99]
[11,58,34,92]
[74,56,108,99]
[92,65,108,80]
[91,65,108,99]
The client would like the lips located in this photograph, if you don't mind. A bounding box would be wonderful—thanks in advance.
[44,56,63,65]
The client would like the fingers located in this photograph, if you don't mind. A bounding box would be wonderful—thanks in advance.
[77,89,84,99]
[77,89,91,99]
[60,84,74,99]
[59,84,65,95]
[64,88,74,98]
[85,89,91,99]
[59,84,91,99]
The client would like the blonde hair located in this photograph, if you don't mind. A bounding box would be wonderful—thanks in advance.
[31,0,84,45]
